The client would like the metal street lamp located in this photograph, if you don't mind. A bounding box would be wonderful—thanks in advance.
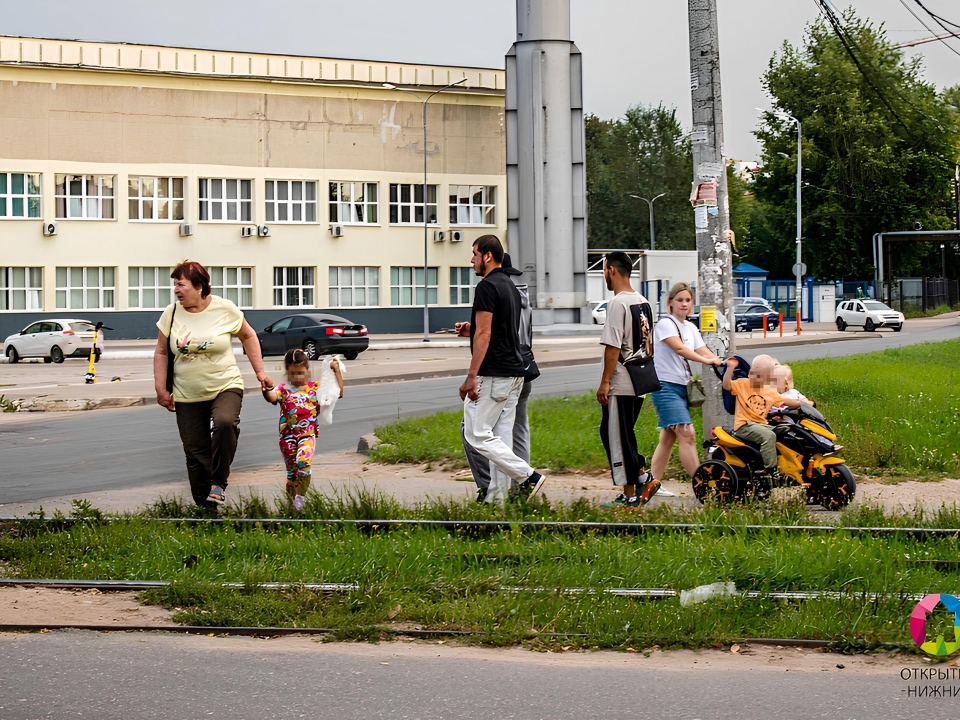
[760,107,802,331]
[628,193,666,251]
[384,77,468,342]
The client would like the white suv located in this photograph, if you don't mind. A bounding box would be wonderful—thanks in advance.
[836,300,902,332]
[3,319,105,363]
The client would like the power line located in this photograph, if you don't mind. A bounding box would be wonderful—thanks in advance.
[898,0,960,59]
[911,0,960,31]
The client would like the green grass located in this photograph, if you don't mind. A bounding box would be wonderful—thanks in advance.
[901,303,959,320]
[2,502,958,651]
[371,340,960,477]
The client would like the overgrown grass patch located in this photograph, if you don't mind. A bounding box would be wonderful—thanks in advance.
[371,340,960,477]
[2,503,958,650]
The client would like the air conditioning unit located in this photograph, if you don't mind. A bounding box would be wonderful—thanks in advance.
[178,223,193,237]
[330,223,344,238]
[42,222,58,237]
[449,230,464,243]
[258,225,271,237]
[433,230,446,243]
[240,226,255,238]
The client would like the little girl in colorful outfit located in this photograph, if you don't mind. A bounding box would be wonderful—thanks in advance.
[263,349,342,509]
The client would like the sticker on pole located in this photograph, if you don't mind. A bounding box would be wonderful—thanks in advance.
[792,263,807,277]
[700,305,717,333]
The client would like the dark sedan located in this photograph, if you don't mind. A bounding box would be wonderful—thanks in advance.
[257,313,368,360]
[687,304,779,332]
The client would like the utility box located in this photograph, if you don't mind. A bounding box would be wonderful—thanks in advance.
[813,284,836,323]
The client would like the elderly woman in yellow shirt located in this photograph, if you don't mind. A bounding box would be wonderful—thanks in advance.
[153,261,273,508]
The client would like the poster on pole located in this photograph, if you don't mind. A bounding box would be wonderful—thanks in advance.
[700,305,717,333]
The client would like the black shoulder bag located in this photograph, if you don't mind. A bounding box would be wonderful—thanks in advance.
[165,304,177,393]
[620,302,661,396]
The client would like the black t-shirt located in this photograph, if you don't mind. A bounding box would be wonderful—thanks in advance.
[470,267,524,377]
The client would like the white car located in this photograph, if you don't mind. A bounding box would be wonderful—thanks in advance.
[592,301,608,325]
[733,296,773,309]
[3,319,105,363]
[835,300,902,332]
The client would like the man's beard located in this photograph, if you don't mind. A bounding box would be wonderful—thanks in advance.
[475,260,487,277]
[604,273,613,291]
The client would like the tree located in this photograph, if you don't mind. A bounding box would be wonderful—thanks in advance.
[585,104,694,250]
[744,10,959,281]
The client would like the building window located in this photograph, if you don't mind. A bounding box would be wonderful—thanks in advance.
[389,184,438,224]
[273,266,314,307]
[0,267,43,310]
[0,173,41,219]
[211,266,253,308]
[328,267,380,307]
[128,266,173,309]
[266,180,317,223]
[55,267,115,309]
[449,185,496,225]
[450,267,481,305]
[391,266,438,306]
[129,177,184,221]
[199,178,252,222]
[55,175,115,219]
[329,182,378,224]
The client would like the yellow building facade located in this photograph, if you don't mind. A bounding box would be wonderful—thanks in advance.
[0,36,506,337]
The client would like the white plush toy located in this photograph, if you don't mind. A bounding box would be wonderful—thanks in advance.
[316,355,345,426]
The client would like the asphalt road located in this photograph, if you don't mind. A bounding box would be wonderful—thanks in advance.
[1,321,957,505]
[0,632,939,720]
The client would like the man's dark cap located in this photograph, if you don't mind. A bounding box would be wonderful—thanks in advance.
[502,253,523,276]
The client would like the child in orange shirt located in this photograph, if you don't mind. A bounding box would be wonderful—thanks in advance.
[722,356,801,479]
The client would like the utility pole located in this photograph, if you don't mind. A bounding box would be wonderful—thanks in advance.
[688,0,735,431]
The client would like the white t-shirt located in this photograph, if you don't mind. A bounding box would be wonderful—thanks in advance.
[653,316,706,386]
[600,290,650,396]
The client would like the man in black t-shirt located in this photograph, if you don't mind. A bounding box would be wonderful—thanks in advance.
[456,235,546,503]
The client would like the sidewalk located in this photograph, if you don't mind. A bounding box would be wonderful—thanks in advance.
[0,321,921,412]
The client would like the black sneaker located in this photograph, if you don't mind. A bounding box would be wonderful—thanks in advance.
[516,471,547,500]
[476,487,488,504]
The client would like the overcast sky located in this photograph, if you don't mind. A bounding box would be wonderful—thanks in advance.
[3,0,960,158]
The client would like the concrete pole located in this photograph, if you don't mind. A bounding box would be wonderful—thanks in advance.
[688,0,735,431]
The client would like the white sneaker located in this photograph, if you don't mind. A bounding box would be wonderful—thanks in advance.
[294,494,306,510]
[655,487,675,497]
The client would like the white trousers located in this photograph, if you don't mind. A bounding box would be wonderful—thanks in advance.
[462,375,534,502]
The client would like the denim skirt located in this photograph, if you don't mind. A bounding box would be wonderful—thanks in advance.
[651,381,692,429]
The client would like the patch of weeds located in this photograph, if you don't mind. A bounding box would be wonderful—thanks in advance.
[0,394,21,413]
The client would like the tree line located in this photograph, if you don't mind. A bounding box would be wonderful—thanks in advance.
[586,9,960,282]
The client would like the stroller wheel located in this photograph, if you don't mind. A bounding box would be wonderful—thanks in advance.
[692,460,741,505]
[817,464,857,510]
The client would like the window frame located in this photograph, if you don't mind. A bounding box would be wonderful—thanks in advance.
[127,266,174,310]
[210,266,254,309]
[0,267,43,311]
[55,174,116,220]
[388,183,439,226]
[265,180,318,224]
[449,266,481,306]
[272,266,316,308]
[328,266,381,308]
[55,266,116,310]
[449,185,497,227]
[0,173,42,220]
[128,177,185,222]
[198,178,253,223]
[390,266,439,306]
[329,181,379,225]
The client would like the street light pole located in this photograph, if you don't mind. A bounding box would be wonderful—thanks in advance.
[384,77,468,342]
[629,193,666,250]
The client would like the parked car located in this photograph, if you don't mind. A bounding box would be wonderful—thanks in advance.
[733,296,773,310]
[3,319,104,363]
[836,300,902,332]
[591,301,608,325]
[256,313,369,360]
[687,304,779,332]
[733,304,779,332]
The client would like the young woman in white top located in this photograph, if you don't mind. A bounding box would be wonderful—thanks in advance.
[649,282,722,481]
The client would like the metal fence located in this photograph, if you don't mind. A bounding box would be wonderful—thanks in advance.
[882,278,958,313]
